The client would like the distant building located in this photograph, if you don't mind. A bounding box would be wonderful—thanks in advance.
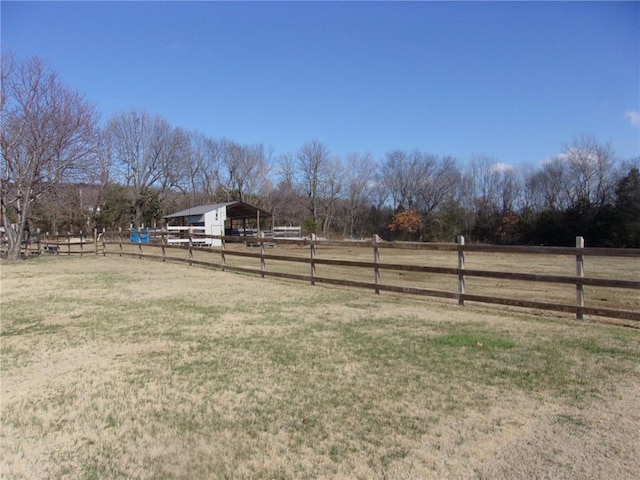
[164,201,271,247]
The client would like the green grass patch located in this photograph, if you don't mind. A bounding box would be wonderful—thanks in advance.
[433,332,515,349]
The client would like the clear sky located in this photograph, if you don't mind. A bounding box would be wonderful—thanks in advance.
[2,1,639,167]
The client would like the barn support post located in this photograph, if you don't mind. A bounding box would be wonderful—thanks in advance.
[576,236,585,321]
[457,235,466,306]
[310,233,317,286]
[260,231,266,278]
[373,234,381,295]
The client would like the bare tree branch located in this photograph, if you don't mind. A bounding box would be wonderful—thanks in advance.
[1,55,99,259]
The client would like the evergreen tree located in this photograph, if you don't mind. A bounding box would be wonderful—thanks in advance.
[613,167,640,247]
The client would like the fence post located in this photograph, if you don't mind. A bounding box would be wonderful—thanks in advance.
[373,234,381,295]
[457,235,465,306]
[161,229,166,262]
[138,227,143,259]
[576,236,585,321]
[24,232,30,258]
[221,235,226,272]
[94,228,98,255]
[118,227,123,256]
[310,233,317,286]
[102,228,107,256]
[55,232,60,255]
[79,230,84,256]
[188,232,193,266]
[260,232,266,278]
[67,231,71,256]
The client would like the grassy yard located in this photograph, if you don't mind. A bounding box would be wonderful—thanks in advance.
[1,256,639,479]
[112,239,640,315]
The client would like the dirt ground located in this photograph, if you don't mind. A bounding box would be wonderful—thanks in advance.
[1,256,639,479]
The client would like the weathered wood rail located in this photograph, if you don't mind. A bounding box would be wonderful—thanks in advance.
[34,229,640,322]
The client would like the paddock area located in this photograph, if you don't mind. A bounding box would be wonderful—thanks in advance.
[24,230,640,323]
[1,256,639,479]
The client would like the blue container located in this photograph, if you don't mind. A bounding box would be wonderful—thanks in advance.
[130,228,149,243]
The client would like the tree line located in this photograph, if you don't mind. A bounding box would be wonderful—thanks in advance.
[2,55,639,260]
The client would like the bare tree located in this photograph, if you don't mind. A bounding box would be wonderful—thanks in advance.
[381,150,459,214]
[496,166,522,214]
[172,130,205,205]
[239,142,268,202]
[261,153,305,228]
[415,154,461,214]
[160,126,190,193]
[369,171,392,235]
[107,111,184,227]
[277,152,297,187]
[371,171,390,211]
[84,127,117,231]
[525,135,617,214]
[381,150,463,238]
[381,149,419,210]
[26,127,114,234]
[199,136,225,200]
[343,152,377,237]
[1,55,99,259]
[317,157,344,234]
[465,156,502,217]
[221,141,269,203]
[172,131,223,206]
[297,140,330,224]
[525,158,568,212]
[561,134,617,208]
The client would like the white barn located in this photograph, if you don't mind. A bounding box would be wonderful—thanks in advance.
[164,201,271,247]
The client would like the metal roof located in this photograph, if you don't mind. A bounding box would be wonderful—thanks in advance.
[164,201,271,220]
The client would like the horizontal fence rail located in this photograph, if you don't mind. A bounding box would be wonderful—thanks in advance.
[15,228,640,323]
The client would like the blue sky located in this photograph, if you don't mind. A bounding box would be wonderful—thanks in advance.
[2,1,639,167]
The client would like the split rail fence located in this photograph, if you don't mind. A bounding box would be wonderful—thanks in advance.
[28,229,640,322]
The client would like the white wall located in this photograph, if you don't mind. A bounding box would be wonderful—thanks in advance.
[204,206,226,247]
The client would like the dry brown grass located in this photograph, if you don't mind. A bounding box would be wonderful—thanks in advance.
[112,239,640,316]
[1,256,639,479]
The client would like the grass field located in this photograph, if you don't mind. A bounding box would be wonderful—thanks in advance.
[114,239,640,315]
[1,256,639,479]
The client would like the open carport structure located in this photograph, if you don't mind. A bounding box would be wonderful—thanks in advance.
[163,201,272,246]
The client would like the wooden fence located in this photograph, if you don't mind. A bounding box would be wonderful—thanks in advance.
[26,229,640,322]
